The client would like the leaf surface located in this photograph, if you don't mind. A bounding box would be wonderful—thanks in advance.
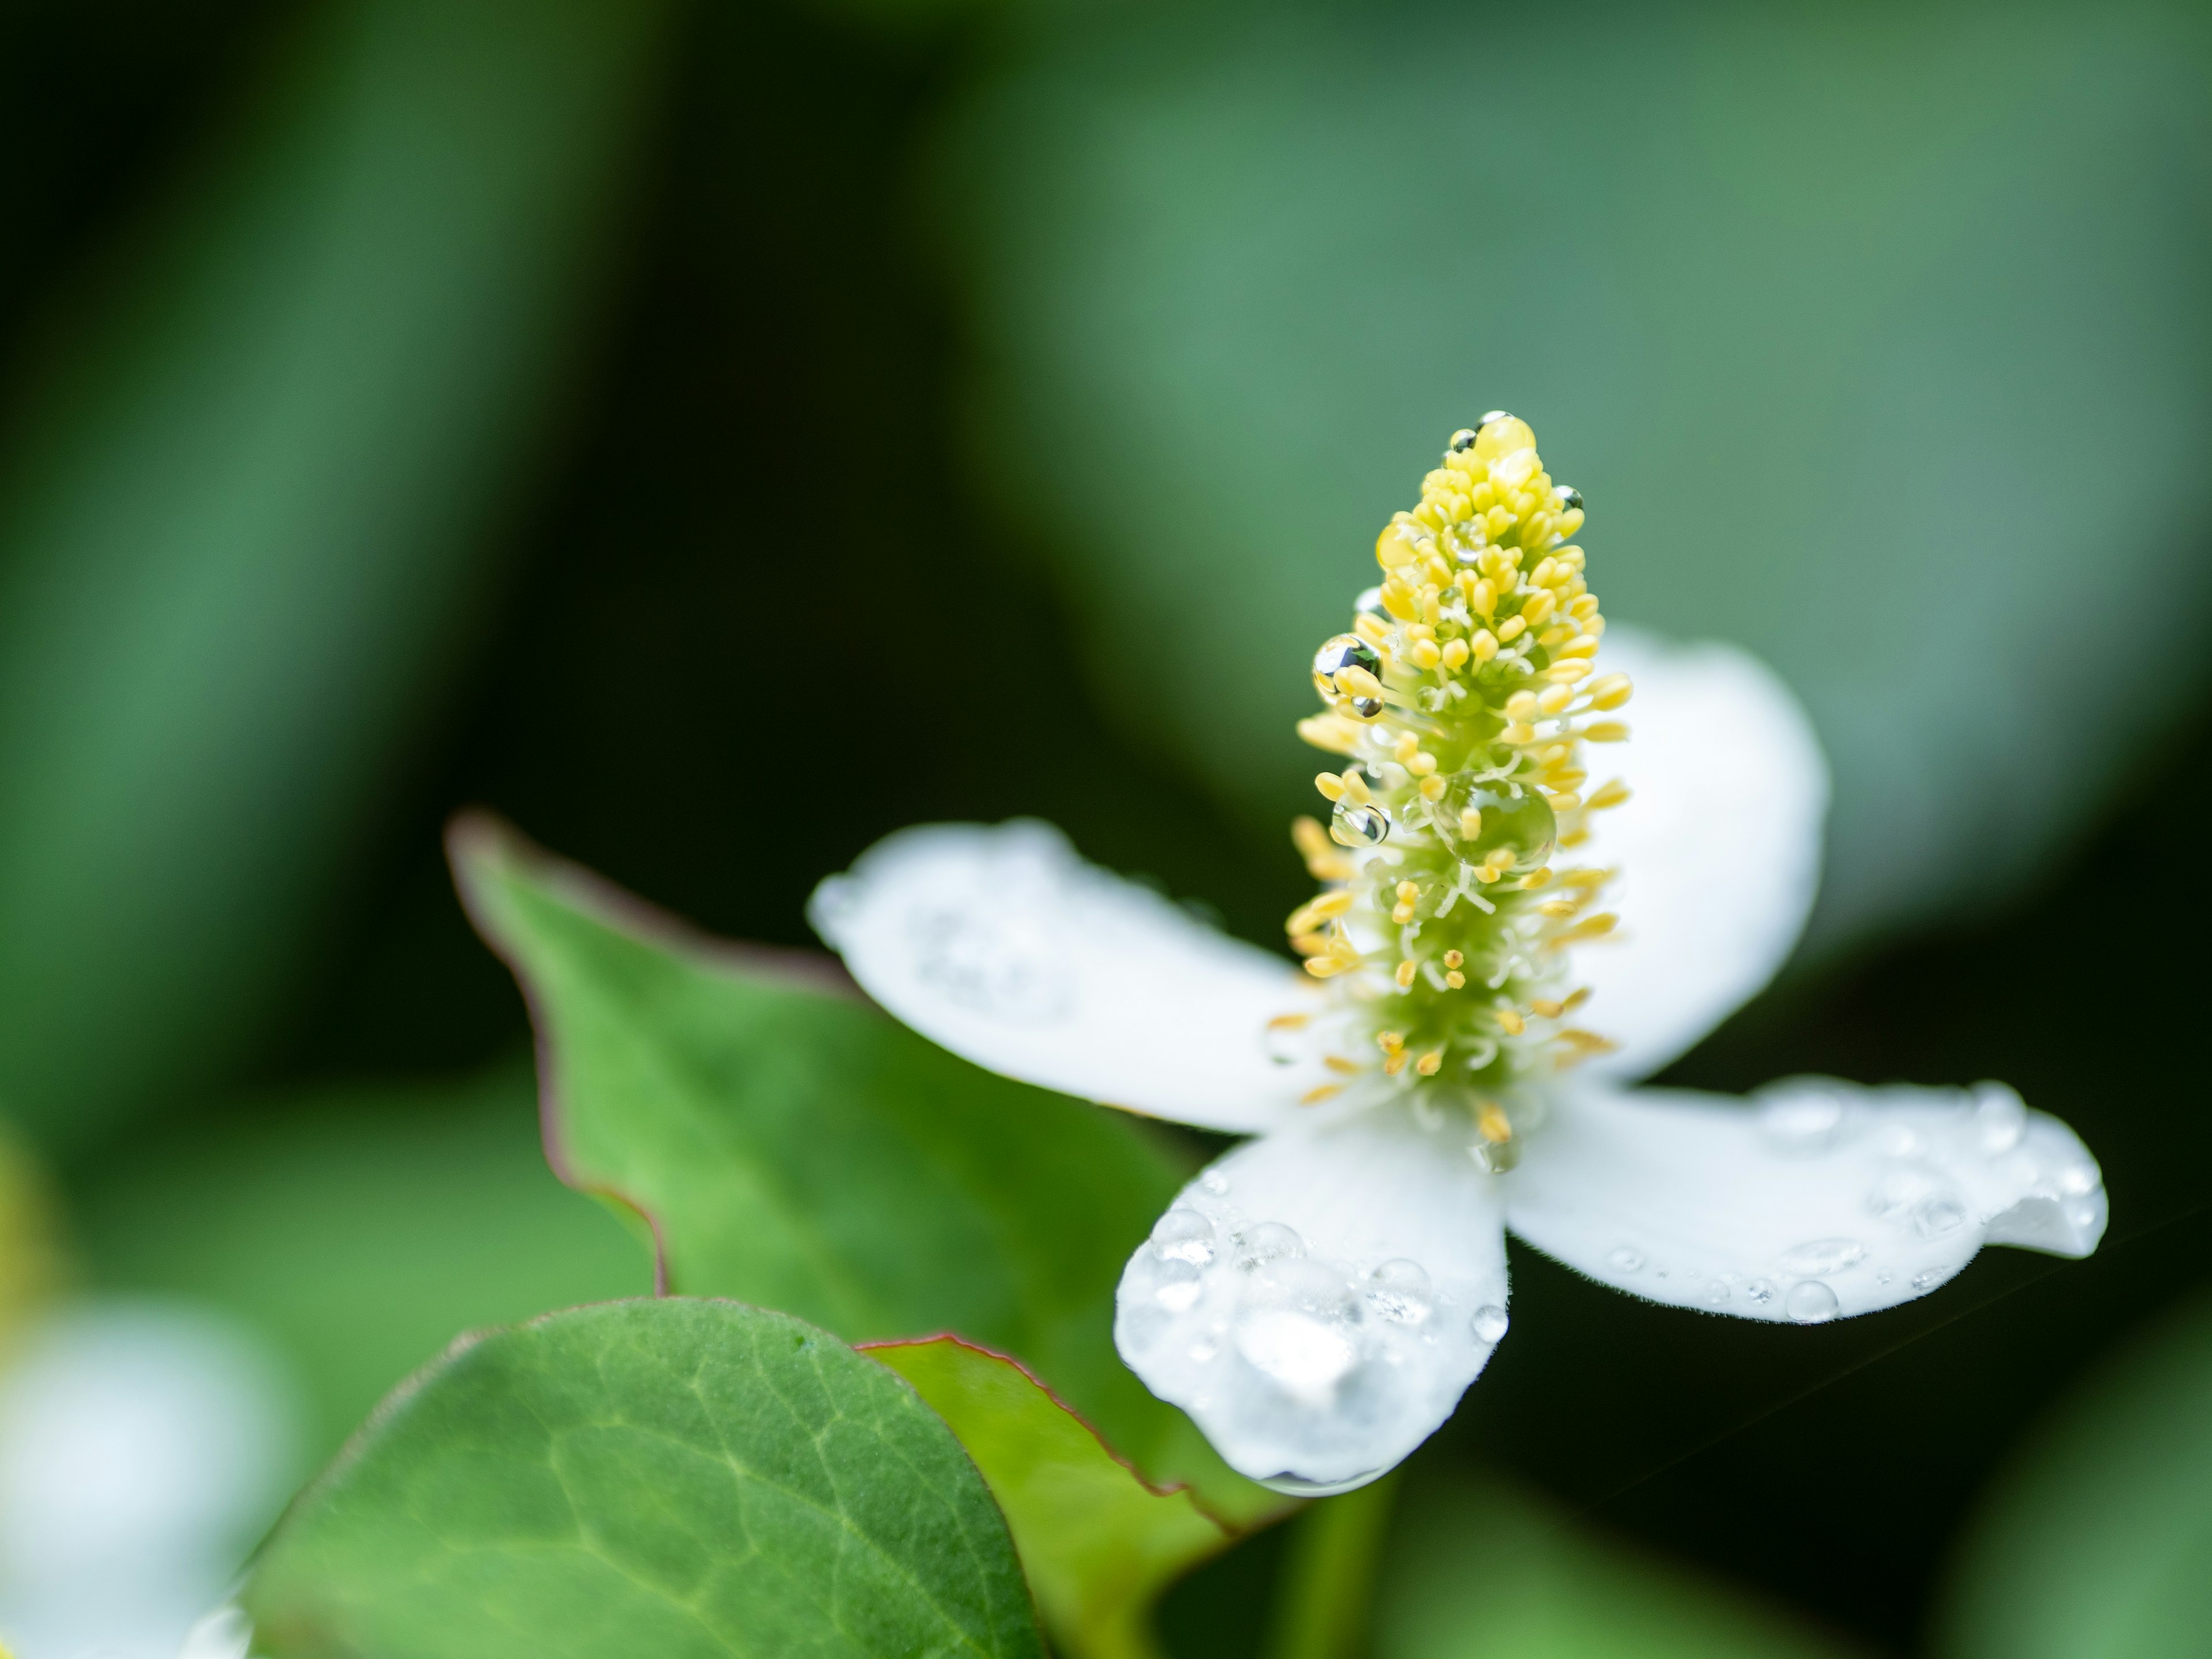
[872,1336,1232,1659]
[246,1299,1045,1659]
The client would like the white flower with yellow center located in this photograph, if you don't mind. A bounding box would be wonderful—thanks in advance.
[810,415,2108,1495]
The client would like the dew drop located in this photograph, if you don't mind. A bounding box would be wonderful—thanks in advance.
[1354,586,1388,620]
[1975,1086,2027,1154]
[1760,1092,1844,1153]
[1152,1208,1217,1266]
[1778,1238,1865,1275]
[1449,428,1479,453]
[1471,1304,1510,1343]
[1706,1281,1732,1305]
[1554,484,1584,512]
[1312,634,1382,693]
[1189,1339,1218,1363]
[1744,1279,1777,1305]
[2055,1162,2100,1196]
[1236,1222,1305,1270]
[1200,1171,1231,1196]
[1785,1281,1840,1324]
[1913,1196,1967,1237]
[1153,1259,1203,1311]
[1478,410,1513,429]
[1365,1259,1434,1325]
[1258,1468,1391,1498]
[1331,801,1392,848]
[1911,1267,1950,1292]
[1607,1247,1645,1274]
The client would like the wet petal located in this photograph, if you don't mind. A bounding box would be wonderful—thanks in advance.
[1504,1078,2107,1323]
[810,820,1328,1131]
[1570,628,1829,1080]
[1115,1109,1510,1492]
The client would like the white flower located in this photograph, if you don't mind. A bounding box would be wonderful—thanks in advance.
[809,419,2107,1495]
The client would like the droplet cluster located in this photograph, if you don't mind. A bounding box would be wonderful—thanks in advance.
[1286,415,1631,1150]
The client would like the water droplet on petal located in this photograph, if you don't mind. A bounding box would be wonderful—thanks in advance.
[2055,1162,2100,1196]
[1258,1467,1392,1498]
[1607,1247,1645,1274]
[1364,1260,1434,1325]
[1189,1339,1218,1363]
[1201,1171,1231,1196]
[1471,1304,1510,1343]
[1236,1222,1306,1270]
[1914,1196,1967,1237]
[1785,1281,1840,1324]
[1975,1085,2027,1154]
[1706,1281,1732,1305]
[1760,1092,1844,1153]
[1744,1279,1777,1305]
[1912,1267,1950,1292]
[1152,1208,1217,1266]
[1153,1259,1203,1310]
[1778,1238,1865,1275]
[1331,801,1391,847]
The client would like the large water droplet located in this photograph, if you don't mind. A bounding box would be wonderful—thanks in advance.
[1778,1238,1866,1275]
[1234,1310,1359,1400]
[1454,786,1555,871]
[1471,1304,1510,1343]
[1975,1085,2027,1154]
[1258,1467,1392,1498]
[1312,634,1382,694]
[1354,586,1388,620]
[1607,1247,1645,1274]
[1785,1281,1840,1324]
[1331,801,1391,848]
[1152,1208,1216,1266]
[1236,1222,1305,1270]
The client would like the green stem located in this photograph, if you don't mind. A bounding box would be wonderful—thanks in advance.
[1261,1474,1404,1659]
[1066,1602,1170,1659]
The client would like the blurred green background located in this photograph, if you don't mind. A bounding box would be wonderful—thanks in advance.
[3,0,2209,1653]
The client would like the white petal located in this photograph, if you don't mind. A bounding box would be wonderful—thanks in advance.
[810,820,1328,1131]
[1114,1109,1510,1491]
[1503,1078,2107,1323]
[1568,628,1829,1080]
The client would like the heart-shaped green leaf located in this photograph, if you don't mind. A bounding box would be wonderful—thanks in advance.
[450,813,1286,1529]
[245,1298,1045,1658]
[870,1336,1232,1659]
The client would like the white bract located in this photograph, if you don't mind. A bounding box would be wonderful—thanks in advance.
[811,418,2107,1494]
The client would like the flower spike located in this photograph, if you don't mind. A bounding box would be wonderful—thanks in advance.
[1288,414,1627,1158]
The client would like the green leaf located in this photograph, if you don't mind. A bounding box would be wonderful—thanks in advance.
[78,1065,650,1461]
[870,1336,1232,1659]
[942,1,2212,955]
[1935,1290,2212,1659]
[0,0,671,1146]
[1373,1471,1855,1659]
[244,1298,1046,1658]
[450,813,1287,1529]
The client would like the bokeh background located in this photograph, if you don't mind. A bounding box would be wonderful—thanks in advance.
[2,0,2209,1653]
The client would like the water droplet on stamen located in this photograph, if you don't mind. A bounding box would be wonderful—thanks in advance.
[1785,1281,1840,1324]
[1471,1304,1510,1343]
[1554,484,1584,512]
[1152,1207,1217,1266]
[1778,1238,1865,1275]
[1449,429,1479,453]
[1331,801,1391,847]
[1312,634,1382,694]
[1607,1247,1644,1274]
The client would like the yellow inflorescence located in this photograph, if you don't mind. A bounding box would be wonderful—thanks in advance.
[1285,415,1630,1159]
